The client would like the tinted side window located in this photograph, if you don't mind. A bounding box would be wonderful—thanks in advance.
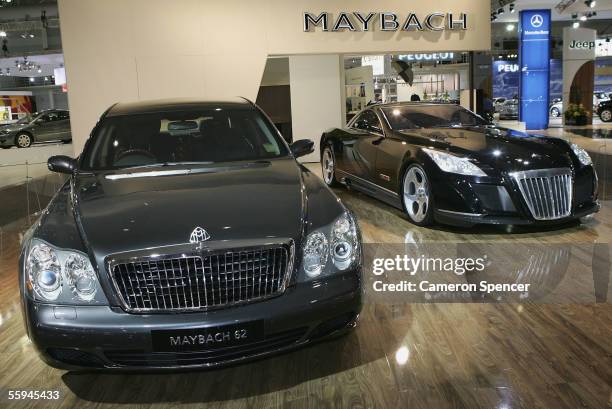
[352,110,382,134]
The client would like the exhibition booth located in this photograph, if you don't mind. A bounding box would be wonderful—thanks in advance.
[0,1,610,408]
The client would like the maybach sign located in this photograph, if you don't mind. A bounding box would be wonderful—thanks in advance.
[303,12,468,32]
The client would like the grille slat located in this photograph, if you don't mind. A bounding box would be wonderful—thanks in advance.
[110,245,291,313]
[511,168,572,221]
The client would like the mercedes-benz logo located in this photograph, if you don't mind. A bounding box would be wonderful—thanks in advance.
[189,227,211,243]
[530,14,544,28]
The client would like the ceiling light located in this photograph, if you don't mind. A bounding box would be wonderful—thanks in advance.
[580,15,588,21]
[29,77,34,82]
[0,31,6,37]
[506,23,515,31]
[510,3,516,13]
[585,0,596,8]
[573,21,580,29]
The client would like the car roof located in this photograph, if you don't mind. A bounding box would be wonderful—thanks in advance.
[105,97,252,117]
[371,102,457,110]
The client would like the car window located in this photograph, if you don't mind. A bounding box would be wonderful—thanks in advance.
[381,105,488,130]
[81,108,289,170]
[57,111,70,120]
[351,110,383,134]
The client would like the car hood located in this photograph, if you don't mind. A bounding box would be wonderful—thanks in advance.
[72,159,306,258]
[1,123,27,133]
[398,127,574,173]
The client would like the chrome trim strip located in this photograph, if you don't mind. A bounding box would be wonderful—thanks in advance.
[336,169,399,197]
[436,209,485,217]
[106,169,192,180]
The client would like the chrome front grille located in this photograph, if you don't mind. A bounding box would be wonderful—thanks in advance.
[510,168,573,220]
[109,244,293,313]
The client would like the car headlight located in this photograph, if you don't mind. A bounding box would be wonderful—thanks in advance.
[570,143,592,166]
[422,148,487,176]
[25,239,106,304]
[301,211,360,280]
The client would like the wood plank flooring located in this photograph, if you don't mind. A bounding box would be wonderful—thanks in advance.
[0,183,610,408]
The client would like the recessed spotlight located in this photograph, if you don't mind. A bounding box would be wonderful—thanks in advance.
[510,3,516,13]
[573,21,580,29]
[0,31,6,37]
[29,77,34,82]
[580,15,588,21]
[585,0,596,8]
[506,23,515,32]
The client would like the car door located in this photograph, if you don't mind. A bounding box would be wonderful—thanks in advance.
[56,111,71,140]
[372,109,411,193]
[32,112,59,141]
[348,109,385,183]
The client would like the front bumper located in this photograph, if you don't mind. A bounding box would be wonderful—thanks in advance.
[429,165,599,228]
[23,271,362,371]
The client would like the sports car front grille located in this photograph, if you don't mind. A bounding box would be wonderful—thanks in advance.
[510,168,573,220]
[110,245,292,313]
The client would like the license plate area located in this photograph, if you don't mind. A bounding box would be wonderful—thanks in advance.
[152,321,264,352]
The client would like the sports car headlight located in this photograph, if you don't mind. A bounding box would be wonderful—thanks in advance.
[422,148,487,177]
[570,143,592,166]
[25,239,106,304]
[301,212,360,280]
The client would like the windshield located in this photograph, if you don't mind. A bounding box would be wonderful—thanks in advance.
[80,108,289,171]
[381,105,488,130]
[16,113,37,124]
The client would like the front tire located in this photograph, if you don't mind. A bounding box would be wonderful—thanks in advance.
[401,164,434,226]
[322,146,340,187]
[15,133,32,148]
[600,109,612,122]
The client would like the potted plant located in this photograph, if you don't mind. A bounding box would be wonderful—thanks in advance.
[564,103,589,126]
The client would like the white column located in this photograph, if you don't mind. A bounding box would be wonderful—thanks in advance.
[289,54,343,163]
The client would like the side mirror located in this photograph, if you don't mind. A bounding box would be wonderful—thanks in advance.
[48,155,76,174]
[290,139,315,159]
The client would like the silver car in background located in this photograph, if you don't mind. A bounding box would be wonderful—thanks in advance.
[498,99,519,120]
[0,109,72,149]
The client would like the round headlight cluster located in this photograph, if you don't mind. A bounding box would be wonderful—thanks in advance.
[28,244,62,301]
[26,240,99,303]
[302,212,360,278]
[303,232,329,277]
[331,213,358,270]
[65,254,97,301]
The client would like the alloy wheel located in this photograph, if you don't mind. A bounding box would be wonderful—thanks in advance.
[601,110,612,122]
[322,148,335,185]
[403,166,430,223]
[16,134,31,148]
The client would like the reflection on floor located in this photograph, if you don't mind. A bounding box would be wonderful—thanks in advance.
[0,164,610,408]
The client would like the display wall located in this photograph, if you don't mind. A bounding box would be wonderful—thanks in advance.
[58,0,491,155]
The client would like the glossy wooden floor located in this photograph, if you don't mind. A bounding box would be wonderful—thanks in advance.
[0,184,610,408]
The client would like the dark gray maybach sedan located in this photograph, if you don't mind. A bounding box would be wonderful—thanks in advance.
[20,98,362,370]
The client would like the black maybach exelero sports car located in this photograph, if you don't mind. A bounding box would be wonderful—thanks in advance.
[321,102,599,227]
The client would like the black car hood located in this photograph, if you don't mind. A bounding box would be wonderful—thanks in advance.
[399,127,574,173]
[72,159,305,257]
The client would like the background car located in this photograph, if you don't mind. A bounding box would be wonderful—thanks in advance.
[597,99,612,122]
[498,99,518,120]
[493,97,506,113]
[320,102,599,227]
[0,109,71,148]
[550,101,562,118]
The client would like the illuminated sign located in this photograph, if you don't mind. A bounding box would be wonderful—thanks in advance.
[497,63,519,73]
[303,12,467,32]
[519,9,551,130]
[568,40,595,50]
[399,52,455,61]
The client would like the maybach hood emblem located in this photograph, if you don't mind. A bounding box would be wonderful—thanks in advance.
[189,227,211,243]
